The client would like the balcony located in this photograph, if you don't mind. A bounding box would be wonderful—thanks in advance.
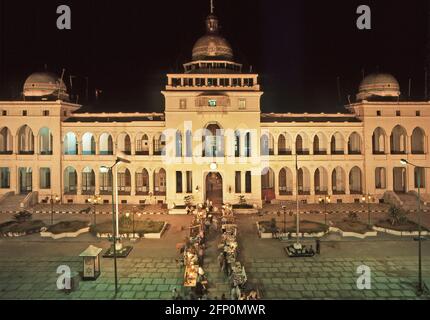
[313,150,327,155]
[136,151,149,156]
[0,151,13,155]
[278,150,292,156]
[18,151,34,155]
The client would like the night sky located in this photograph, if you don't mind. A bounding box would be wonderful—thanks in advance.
[0,0,428,113]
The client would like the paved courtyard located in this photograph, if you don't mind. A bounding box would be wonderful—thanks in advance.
[0,207,430,300]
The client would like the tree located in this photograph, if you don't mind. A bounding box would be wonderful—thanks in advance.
[388,205,407,226]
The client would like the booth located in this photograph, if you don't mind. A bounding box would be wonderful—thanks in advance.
[79,245,102,281]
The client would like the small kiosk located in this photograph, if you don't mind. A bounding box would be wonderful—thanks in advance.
[79,245,102,281]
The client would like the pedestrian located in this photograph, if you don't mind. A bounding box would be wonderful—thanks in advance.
[221,293,226,300]
[316,239,321,254]
[213,217,218,231]
[198,247,204,265]
[171,287,179,300]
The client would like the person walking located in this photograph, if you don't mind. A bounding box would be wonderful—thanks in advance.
[218,252,224,269]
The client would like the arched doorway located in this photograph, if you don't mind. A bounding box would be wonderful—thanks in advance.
[206,172,223,206]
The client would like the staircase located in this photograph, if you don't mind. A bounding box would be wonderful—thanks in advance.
[396,192,429,212]
[0,194,28,212]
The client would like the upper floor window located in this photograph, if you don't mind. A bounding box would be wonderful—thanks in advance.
[244,78,254,87]
[238,99,246,110]
[179,99,187,109]
[172,78,181,87]
[22,110,28,116]
[183,78,193,86]
[1,110,6,116]
[196,78,205,86]
[220,78,230,86]
[43,110,50,116]
[396,110,401,117]
[207,78,218,86]
[416,110,421,116]
[376,110,381,116]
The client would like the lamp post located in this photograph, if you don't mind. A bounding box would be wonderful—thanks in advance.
[50,194,60,225]
[319,196,330,225]
[88,195,101,227]
[100,153,131,296]
[282,205,287,234]
[400,159,430,295]
[361,194,372,226]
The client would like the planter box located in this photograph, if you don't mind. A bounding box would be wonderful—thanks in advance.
[96,222,168,239]
[329,227,377,239]
[234,208,259,215]
[256,222,328,238]
[169,208,188,215]
[256,222,274,238]
[373,226,430,237]
[40,227,90,239]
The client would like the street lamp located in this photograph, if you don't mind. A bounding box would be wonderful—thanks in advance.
[100,152,131,296]
[282,205,287,235]
[400,159,430,295]
[319,196,330,225]
[50,194,60,225]
[361,194,372,226]
[88,195,101,227]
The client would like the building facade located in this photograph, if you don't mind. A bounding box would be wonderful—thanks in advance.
[1,12,430,209]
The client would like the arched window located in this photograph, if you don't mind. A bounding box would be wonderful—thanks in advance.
[332,167,346,194]
[348,132,362,154]
[261,167,275,201]
[234,130,240,157]
[153,133,166,156]
[314,167,328,194]
[99,133,113,155]
[64,132,78,155]
[244,132,251,157]
[154,168,166,195]
[296,133,309,155]
[82,167,95,194]
[117,168,131,195]
[17,125,34,154]
[411,127,425,154]
[260,133,274,156]
[279,167,293,195]
[203,124,224,157]
[313,133,327,155]
[82,133,96,155]
[118,133,132,155]
[0,127,13,154]
[349,166,362,194]
[298,167,310,195]
[278,133,292,155]
[390,125,407,154]
[372,127,386,154]
[186,130,193,157]
[331,132,345,155]
[176,131,182,157]
[136,133,149,155]
[99,167,112,194]
[136,168,149,195]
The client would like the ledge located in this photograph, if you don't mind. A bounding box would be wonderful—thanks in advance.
[373,226,430,237]
[40,227,90,239]
[329,226,377,239]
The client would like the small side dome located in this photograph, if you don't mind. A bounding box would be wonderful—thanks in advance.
[356,73,400,101]
[23,72,69,101]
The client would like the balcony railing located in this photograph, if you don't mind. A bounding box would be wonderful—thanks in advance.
[278,150,292,155]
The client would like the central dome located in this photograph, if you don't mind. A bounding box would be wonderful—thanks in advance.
[356,73,400,101]
[192,14,234,61]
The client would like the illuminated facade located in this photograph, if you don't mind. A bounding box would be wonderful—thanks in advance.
[1,11,430,209]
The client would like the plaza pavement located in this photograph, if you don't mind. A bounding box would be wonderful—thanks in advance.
[0,208,430,300]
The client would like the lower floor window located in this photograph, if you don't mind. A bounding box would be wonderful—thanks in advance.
[176,171,183,193]
[415,167,426,188]
[0,168,10,188]
[39,168,51,189]
[245,171,252,193]
[186,171,192,194]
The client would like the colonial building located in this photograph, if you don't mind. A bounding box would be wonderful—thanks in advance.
[0,11,429,209]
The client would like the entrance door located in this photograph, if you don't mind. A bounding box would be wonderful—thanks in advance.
[19,168,32,194]
[206,172,223,207]
[393,167,406,193]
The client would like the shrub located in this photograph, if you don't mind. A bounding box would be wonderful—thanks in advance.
[13,211,32,223]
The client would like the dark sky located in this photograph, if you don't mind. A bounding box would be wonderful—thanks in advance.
[0,0,428,113]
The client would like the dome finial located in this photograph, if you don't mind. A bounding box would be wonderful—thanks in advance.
[210,0,215,14]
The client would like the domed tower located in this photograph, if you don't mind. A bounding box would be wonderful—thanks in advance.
[183,3,242,74]
[23,72,69,101]
[192,14,234,62]
[356,73,401,101]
